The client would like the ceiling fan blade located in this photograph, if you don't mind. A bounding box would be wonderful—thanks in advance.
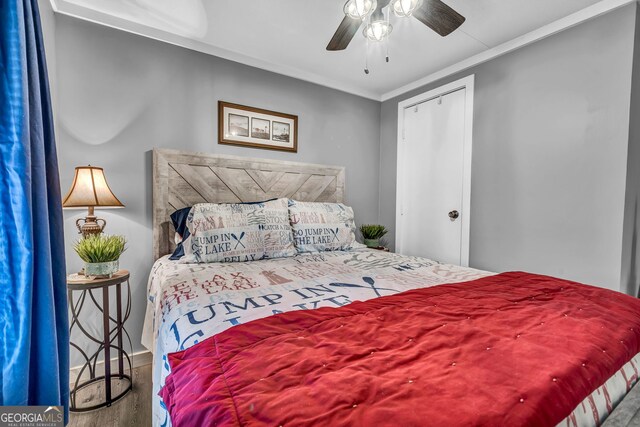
[413,0,465,37]
[327,16,362,51]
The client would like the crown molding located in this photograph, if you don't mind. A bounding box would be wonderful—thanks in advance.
[380,0,636,101]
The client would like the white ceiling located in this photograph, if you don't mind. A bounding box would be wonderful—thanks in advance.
[51,0,622,100]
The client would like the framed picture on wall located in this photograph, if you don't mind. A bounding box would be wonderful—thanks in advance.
[218,101,298,152]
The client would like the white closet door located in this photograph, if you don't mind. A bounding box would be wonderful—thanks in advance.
[397,88,467,265]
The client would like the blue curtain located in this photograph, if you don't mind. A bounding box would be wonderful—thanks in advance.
[0,0,69,421]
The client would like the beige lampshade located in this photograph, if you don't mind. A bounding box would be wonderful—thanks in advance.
[62,166,124,208]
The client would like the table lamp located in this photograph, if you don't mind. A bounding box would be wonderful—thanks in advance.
[62,166,124,237]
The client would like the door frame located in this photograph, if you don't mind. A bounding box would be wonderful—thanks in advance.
[395,75,474,267]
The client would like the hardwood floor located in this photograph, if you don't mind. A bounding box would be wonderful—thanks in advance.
[603,381,640,426]
[68,364,152,427]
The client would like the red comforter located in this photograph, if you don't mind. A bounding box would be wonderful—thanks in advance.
[160,272,640,426]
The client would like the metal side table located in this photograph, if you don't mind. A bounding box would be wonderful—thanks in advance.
[67,270,133,411]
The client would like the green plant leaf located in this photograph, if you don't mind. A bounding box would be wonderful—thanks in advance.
[73,234,127,263]
[359,224,388,239]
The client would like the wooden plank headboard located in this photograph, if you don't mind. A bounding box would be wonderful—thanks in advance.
[152,148,346,260]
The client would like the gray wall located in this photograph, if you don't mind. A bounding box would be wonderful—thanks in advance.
[621,6,640,298]
[379,4,637,292]
[48,14,381,365]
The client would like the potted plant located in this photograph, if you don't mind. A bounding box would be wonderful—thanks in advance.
[359,224,388,248]
[74,234,127,278]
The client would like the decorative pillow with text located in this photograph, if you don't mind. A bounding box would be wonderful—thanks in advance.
[288,200,363,253]
[182,199,295,263]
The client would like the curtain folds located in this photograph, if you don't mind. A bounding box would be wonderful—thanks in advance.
[0,0,69,421]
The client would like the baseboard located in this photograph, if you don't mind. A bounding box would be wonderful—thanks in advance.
[69,350,153,385]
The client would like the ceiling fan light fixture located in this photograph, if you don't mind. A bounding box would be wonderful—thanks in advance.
[391,0,423,17]
[363,19,393,42]
[344,0,378,21]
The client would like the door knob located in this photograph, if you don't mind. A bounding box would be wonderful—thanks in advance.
[448,210,459,220]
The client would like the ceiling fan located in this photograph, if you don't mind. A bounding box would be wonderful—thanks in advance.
[327,0,465,51]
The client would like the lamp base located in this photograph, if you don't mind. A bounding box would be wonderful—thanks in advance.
[76,214,106,237]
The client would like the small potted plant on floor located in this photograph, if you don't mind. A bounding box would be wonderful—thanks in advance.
[359,224,388,248]
[74,234,127,278]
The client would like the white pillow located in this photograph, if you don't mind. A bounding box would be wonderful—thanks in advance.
[288,200,364,253]
[182,198,295,263]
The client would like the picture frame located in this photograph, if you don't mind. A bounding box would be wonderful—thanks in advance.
[218,101,298,152]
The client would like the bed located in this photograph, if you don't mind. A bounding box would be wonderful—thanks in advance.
[144,149,640,427]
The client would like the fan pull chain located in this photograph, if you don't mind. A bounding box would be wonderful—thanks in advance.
[385,8,390,63]
[386,38,390,63]
[364,37,370,74]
